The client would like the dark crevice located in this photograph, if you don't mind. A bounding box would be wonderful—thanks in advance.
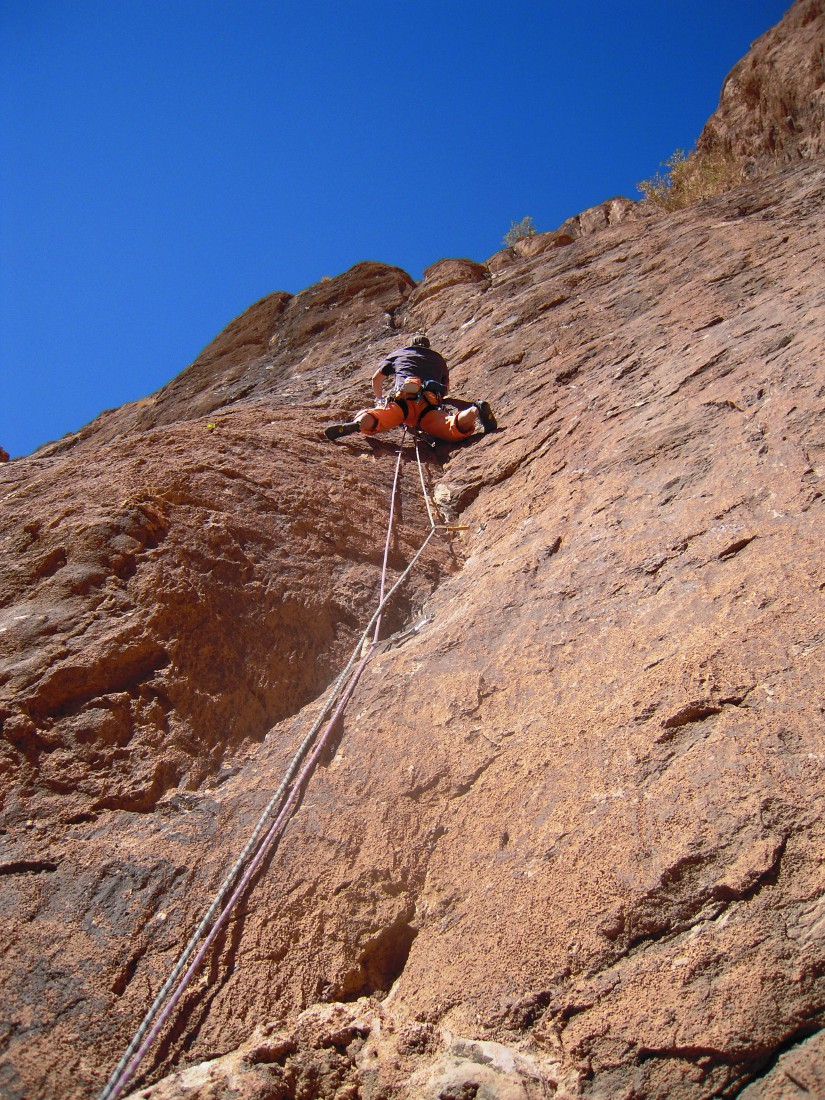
[32,546,68,579]
[0,860,58,876]
[718,535,757,559]
[666,349,733,397]
[27,648,171,722]
[637,1043,737,1066]
[731,1025,825,1098]
[658,692,752,739]
[92,762,185,814]
[404,773,446,801]
[553,996,602,1029]
[554,363,581,385]
[720,692,750,707]
[498,990,554,1030]
[661,703,722,731]
[111,945,148,996]
[335,920,419,1002]
[618,835,787,954]
[637,1024,824,1099]
[451,756,497,798]
[621,899,722,954]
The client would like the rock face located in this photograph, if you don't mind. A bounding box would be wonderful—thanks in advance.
[696,0,825,174]
[2,6,824,1100]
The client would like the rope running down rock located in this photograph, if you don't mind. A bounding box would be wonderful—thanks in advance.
[99,430,439,1100]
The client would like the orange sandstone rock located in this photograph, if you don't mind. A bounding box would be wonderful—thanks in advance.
[2,6,825,1099]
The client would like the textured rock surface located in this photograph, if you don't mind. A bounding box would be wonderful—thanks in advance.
[123,1000,567,1100]
[556,196,638,241]
[696,0,825,173]
[2,5,824,1099]
[738,1030,825,1099]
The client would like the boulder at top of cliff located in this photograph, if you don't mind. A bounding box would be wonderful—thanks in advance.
[406,258,492,309]
[556,195,638,239]
[696,0,825,173]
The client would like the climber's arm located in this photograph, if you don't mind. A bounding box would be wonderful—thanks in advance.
[371,367,388,402]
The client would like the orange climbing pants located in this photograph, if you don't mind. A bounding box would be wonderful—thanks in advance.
[359,398,475,442]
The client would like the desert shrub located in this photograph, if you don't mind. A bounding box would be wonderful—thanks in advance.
[503,215,537,246]
[637,147,743,211]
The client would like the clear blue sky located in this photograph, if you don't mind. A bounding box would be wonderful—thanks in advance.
[1,0,791,458]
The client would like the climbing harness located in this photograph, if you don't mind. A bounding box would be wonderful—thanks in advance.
[390,376,447,404]
[98,429,447,1100]
[389,378,449,432]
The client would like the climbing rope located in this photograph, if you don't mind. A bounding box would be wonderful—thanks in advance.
[99,430,438,1100]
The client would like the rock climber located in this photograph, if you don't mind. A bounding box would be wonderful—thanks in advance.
[324,334,497,442]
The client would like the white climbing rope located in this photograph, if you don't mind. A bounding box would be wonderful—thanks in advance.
[413,432,438,529]
[99,430,439,1100]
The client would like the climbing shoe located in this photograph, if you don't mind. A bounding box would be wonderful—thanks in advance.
[476,401,498,433]
[324,421,361,441]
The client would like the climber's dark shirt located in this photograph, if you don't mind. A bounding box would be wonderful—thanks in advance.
[380,346,450,390]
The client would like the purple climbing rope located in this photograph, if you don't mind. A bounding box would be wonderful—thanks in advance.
[99,431,437,1100]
